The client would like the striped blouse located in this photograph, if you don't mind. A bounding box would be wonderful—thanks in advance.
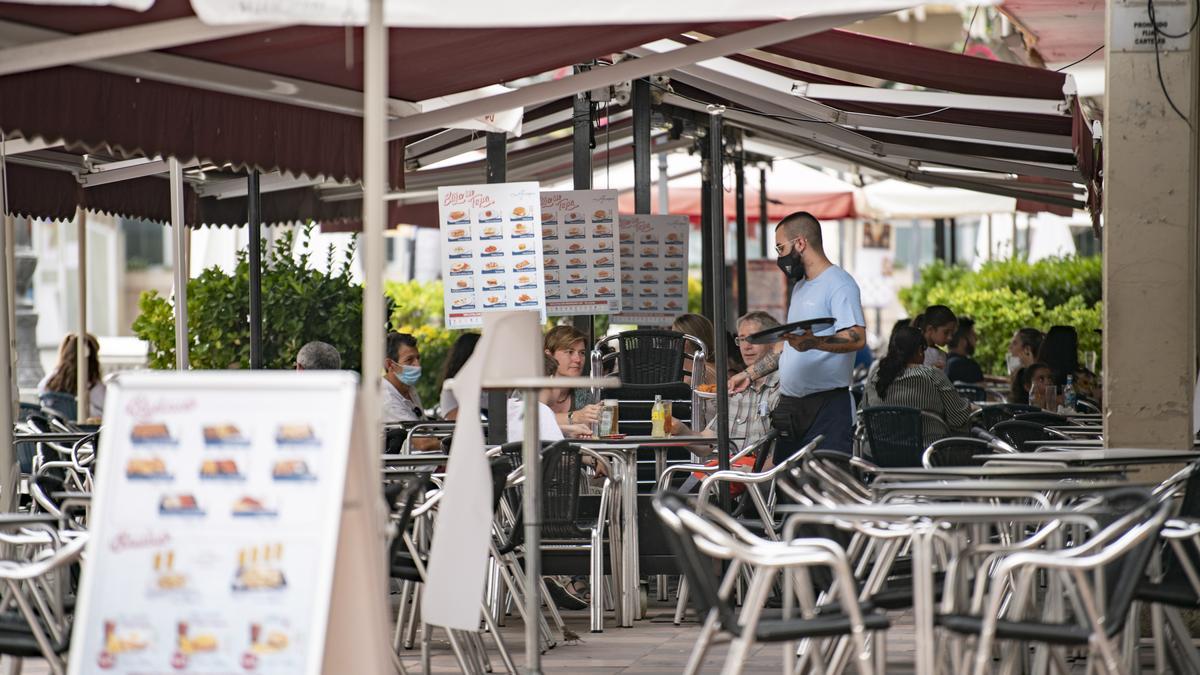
[862,364,973,445]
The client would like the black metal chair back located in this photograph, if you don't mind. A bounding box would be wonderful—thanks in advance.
[989,420,1069,452]
[972,403,1041,430]
[1013,411,1075,427]
[614,330,690,385]
[654,492,739,630]
[1099,496,1172,637]
[39,392,76,422]
[861,406,924,468]
[923,437,994,467]
[954,384,988,403]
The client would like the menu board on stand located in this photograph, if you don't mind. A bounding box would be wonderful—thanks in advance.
[613,214,691,326]
[540,189,621,316]
[439,183,546,329]
[68,371,375,675]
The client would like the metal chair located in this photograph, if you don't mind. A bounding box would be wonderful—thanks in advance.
[860,406,949,468]
[38,392,76,422]
[922,437,998,468]
[954,384,989,403]
[989,420,1071,452]
[939,493,1173,675]
[1013,411,1076,427]
[969,403,1041,430]
[653,492,888,675]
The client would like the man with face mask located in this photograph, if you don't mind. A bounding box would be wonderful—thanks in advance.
[944,317,984,385]
[382,331,426,423]
[729,211,865,459]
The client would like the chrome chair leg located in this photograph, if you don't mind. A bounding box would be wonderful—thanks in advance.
[683,609,721,675]
[393,580,412,651]
[674,577,690,625]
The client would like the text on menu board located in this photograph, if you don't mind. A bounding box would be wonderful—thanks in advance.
[540,189,621,316]
[613,214,691,326]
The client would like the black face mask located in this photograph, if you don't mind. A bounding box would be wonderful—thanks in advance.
[776,248,805,281]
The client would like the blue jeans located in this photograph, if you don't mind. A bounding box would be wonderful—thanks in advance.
[772,390,854,463]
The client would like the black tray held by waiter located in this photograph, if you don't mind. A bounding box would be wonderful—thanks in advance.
[746,317,836,345]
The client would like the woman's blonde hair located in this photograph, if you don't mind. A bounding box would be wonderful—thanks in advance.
[671,313,716,363]
[544,324,588,355]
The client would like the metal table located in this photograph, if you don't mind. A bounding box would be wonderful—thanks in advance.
[14,432,94,444]
[777,503,1101,675]
[872,478,1130,499]
[979,448,1200,466]
[875,465,1126,481]
[580,435,720,623]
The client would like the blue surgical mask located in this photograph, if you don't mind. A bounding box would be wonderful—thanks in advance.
[399,364,422,385]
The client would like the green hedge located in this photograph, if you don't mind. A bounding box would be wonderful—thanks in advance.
[899,256,1101,376]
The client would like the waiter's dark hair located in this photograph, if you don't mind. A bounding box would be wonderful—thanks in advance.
[876,325,925,400]
[776,211,823,251]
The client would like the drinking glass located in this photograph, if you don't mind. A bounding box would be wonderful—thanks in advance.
[1084,350,1098,374]
[1033,384,1059,411]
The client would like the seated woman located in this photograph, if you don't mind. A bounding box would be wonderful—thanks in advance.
[438,332,483,421]
[862,325,974,447]
[543,325,602,429]
[913,305,957,370]
[1010,362,1057,408]
[38,333,105,419]
[671,313,719,385]
[507,355,593,443]
[1038,325,1102,404]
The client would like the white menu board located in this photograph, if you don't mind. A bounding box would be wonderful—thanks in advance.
[69,371,358,675]
[614,214,691,326]
[439,183,546,329]
[540,189,621,316]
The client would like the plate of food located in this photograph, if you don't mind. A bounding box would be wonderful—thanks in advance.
[746,317,837,345]
[131,423,174,445]
[694,383,718,398]
[203,424,249,446]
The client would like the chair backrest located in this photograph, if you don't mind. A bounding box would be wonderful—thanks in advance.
[1075,397,1101,414]
[954,384,988,403]
[653,492,739,630]
[1013,411,1075,427]
[539,442,589,540]
[1158,464,1200,591]
[610,330,694,385]
[861,406,924,468]
[989,420,1068,452]
[17,402,41,423]
[849,382,865,408]
[606,383,693,437]
[1099,497,1173,636]
[922,437,993,468]
[971,403,1041,430]
[39,392,76,421]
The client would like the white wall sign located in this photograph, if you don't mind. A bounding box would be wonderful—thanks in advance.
[69,371,361,675]
[439,183,546,329]
[613,214,691,326]
[1112,0,1194,52]
[540,189,621,316]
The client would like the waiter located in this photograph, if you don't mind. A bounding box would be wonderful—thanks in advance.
[728,211,865,461]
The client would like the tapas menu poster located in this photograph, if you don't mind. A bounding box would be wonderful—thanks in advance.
[68,371,358,675]
[540,189,621,316]
[614,214,691,326]
[440,183,546,329]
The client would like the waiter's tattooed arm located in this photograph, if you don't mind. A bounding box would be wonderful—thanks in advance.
[782,326,866,354]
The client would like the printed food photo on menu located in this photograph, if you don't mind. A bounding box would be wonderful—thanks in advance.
[233,544,286,592]
[511,205,532,221]
[203,424,249,446]
[246,620,291,655]
[152,550,186,591]
[177,622,219,656]
[446,209,470,225]
[233,495,278,517]
[130,422,174,445]
[446,225,471,241]
[272,459,313,481]
[478,207,502,223]
[126,457,170,480]
[159,493,203,516]
[200,458,242,480]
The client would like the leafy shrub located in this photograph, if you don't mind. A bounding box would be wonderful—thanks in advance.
[900,256,1102,376]
[133,225,366,372]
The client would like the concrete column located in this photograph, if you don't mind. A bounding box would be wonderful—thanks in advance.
[1102,0,1198,448]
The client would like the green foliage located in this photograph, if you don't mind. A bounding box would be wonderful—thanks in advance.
[687,272,703,316]
[899,256,1102,376]
[133,225,365,372]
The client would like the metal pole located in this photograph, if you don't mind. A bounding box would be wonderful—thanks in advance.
[570,71,594,343]
[0,161,15,512]
[520,388,542,674]
[362,0,387,447]
[169,157,188,370]
[485,133,508,446]
[75,209,87,423]
[933,218,946,263]
[5,215,16,419]
[632,77,652,214]
[948,217,957,266]
[657,153,670,215]
[699,136,714,321]
[758,167,769,258]
[247,170,263,369]
[707,109,732,512]
[734,154,748,317]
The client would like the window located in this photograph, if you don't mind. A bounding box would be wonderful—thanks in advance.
[121,218,166,270]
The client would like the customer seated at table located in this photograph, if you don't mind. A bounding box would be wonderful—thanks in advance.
[507,355,592,443]
[438,332,484,421]
[671,311,783,457]
[944,317,984,385]
[1007,327,1043,375]
[862,325,973,446]
[671,313,720,385]
[912,305,957,370]
[1038,325,1102,403]
[382,331,426,423]
[1009,362,1056,407]
[295,341,341,370]
[543,325,603,429]
[39,333,105,419]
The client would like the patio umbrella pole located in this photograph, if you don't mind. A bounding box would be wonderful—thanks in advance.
[247,170,262,369]
[699,135,714,321]
[521,387,542,674]
[570,71,594,342]
[76,208,87,423]
[169,158,188,370]
[759,167,768,258]
[734,152,748,317]
[485,133,508,445]
[0,159,13,512]
[657,153,669,215]
[707,108,732,512]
